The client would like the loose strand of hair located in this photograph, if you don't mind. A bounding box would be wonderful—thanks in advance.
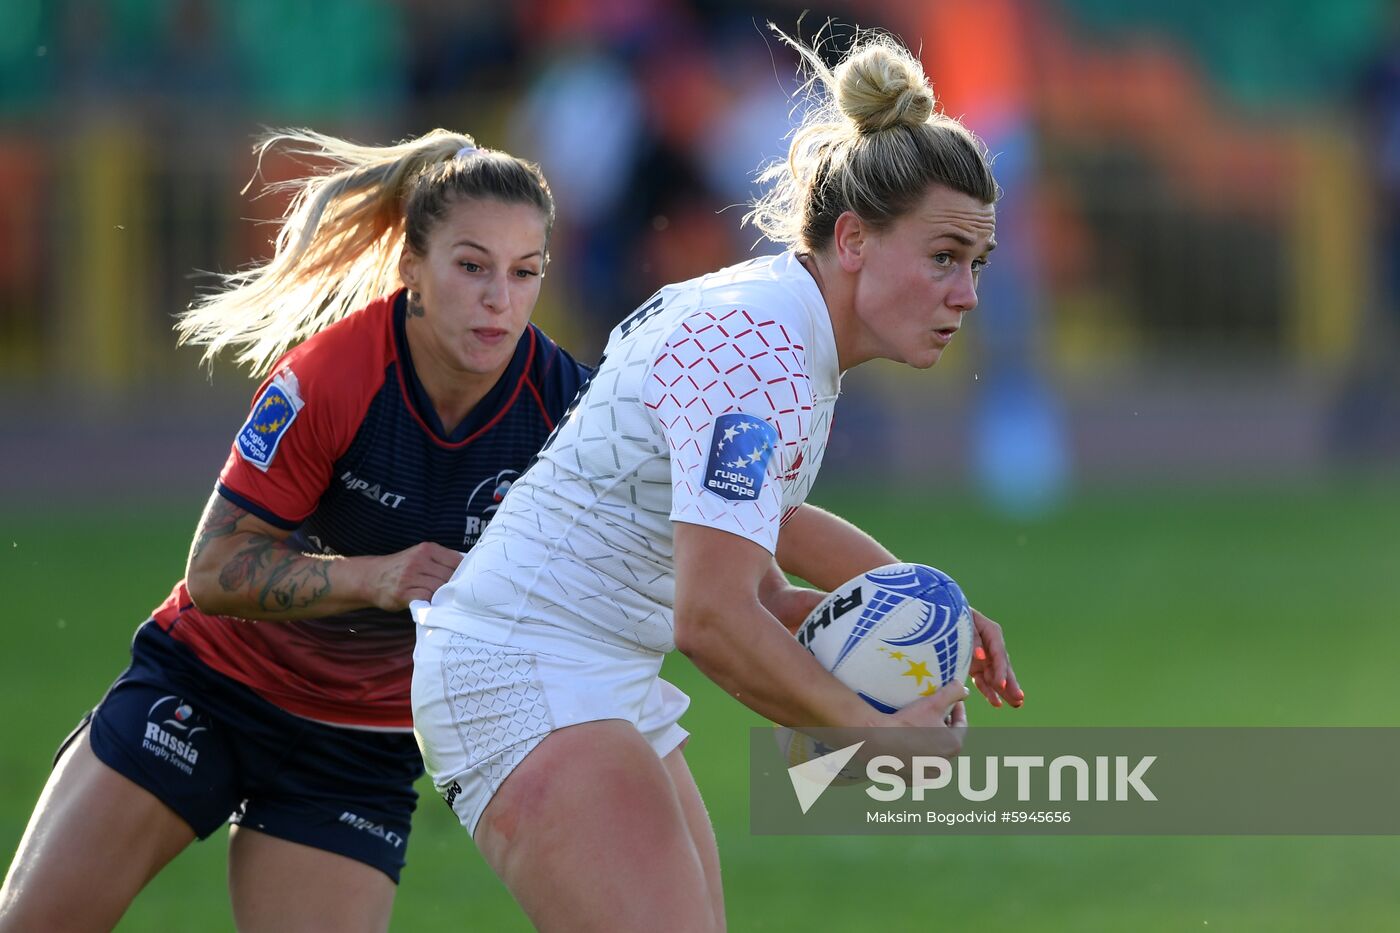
[176,128,469,376]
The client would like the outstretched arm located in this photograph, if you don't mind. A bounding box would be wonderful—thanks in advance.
[183,491,462,620]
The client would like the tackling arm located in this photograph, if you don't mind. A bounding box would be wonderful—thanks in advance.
[183,491,462,620]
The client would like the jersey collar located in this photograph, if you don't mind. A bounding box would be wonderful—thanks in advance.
[392,289,536,444]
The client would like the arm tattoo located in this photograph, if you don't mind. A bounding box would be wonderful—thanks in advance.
[198,493,335,615]
[218,537,333,613]
[190,494,244,562]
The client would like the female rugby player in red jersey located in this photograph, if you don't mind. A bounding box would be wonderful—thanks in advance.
[0,129,591,932]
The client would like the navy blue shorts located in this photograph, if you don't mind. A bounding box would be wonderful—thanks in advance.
[61,621,421,882]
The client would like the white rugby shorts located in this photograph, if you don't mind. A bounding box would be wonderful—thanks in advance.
[412,618,691,836]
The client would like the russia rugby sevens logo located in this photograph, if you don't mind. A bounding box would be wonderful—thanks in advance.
[463,468,517,545]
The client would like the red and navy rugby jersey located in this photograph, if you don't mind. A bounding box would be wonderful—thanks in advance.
[151,289,590,729]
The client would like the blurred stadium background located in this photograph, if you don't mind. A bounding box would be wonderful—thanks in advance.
[2,0,1397,930]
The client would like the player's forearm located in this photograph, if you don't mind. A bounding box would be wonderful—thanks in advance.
[675,593,876,729]
[187,536,381,620]
[776,504,898,590]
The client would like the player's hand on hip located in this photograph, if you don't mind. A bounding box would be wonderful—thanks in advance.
[968,607,1024,709]
[367,542,464,611]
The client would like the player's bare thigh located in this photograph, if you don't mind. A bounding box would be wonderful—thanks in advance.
[227,826,396,933]
[661,743,726,932]
[0,730,195,933]
[474,719,721,933]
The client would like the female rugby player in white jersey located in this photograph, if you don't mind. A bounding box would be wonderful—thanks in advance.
[413,29,1024,932]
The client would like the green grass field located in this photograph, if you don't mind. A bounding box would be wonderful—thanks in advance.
[3,478,1398,930]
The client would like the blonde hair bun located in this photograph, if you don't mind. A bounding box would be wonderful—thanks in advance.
[744,24,995,251]
[835,40,935,134]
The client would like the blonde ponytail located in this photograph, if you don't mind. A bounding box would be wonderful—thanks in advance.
[176,128,472,375]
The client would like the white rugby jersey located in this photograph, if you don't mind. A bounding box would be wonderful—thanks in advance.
[421,251,841,653]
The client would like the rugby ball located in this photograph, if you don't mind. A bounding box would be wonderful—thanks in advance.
[778,563,974,766]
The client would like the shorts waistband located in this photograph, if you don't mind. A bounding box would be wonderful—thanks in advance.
[414,602,663,663]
